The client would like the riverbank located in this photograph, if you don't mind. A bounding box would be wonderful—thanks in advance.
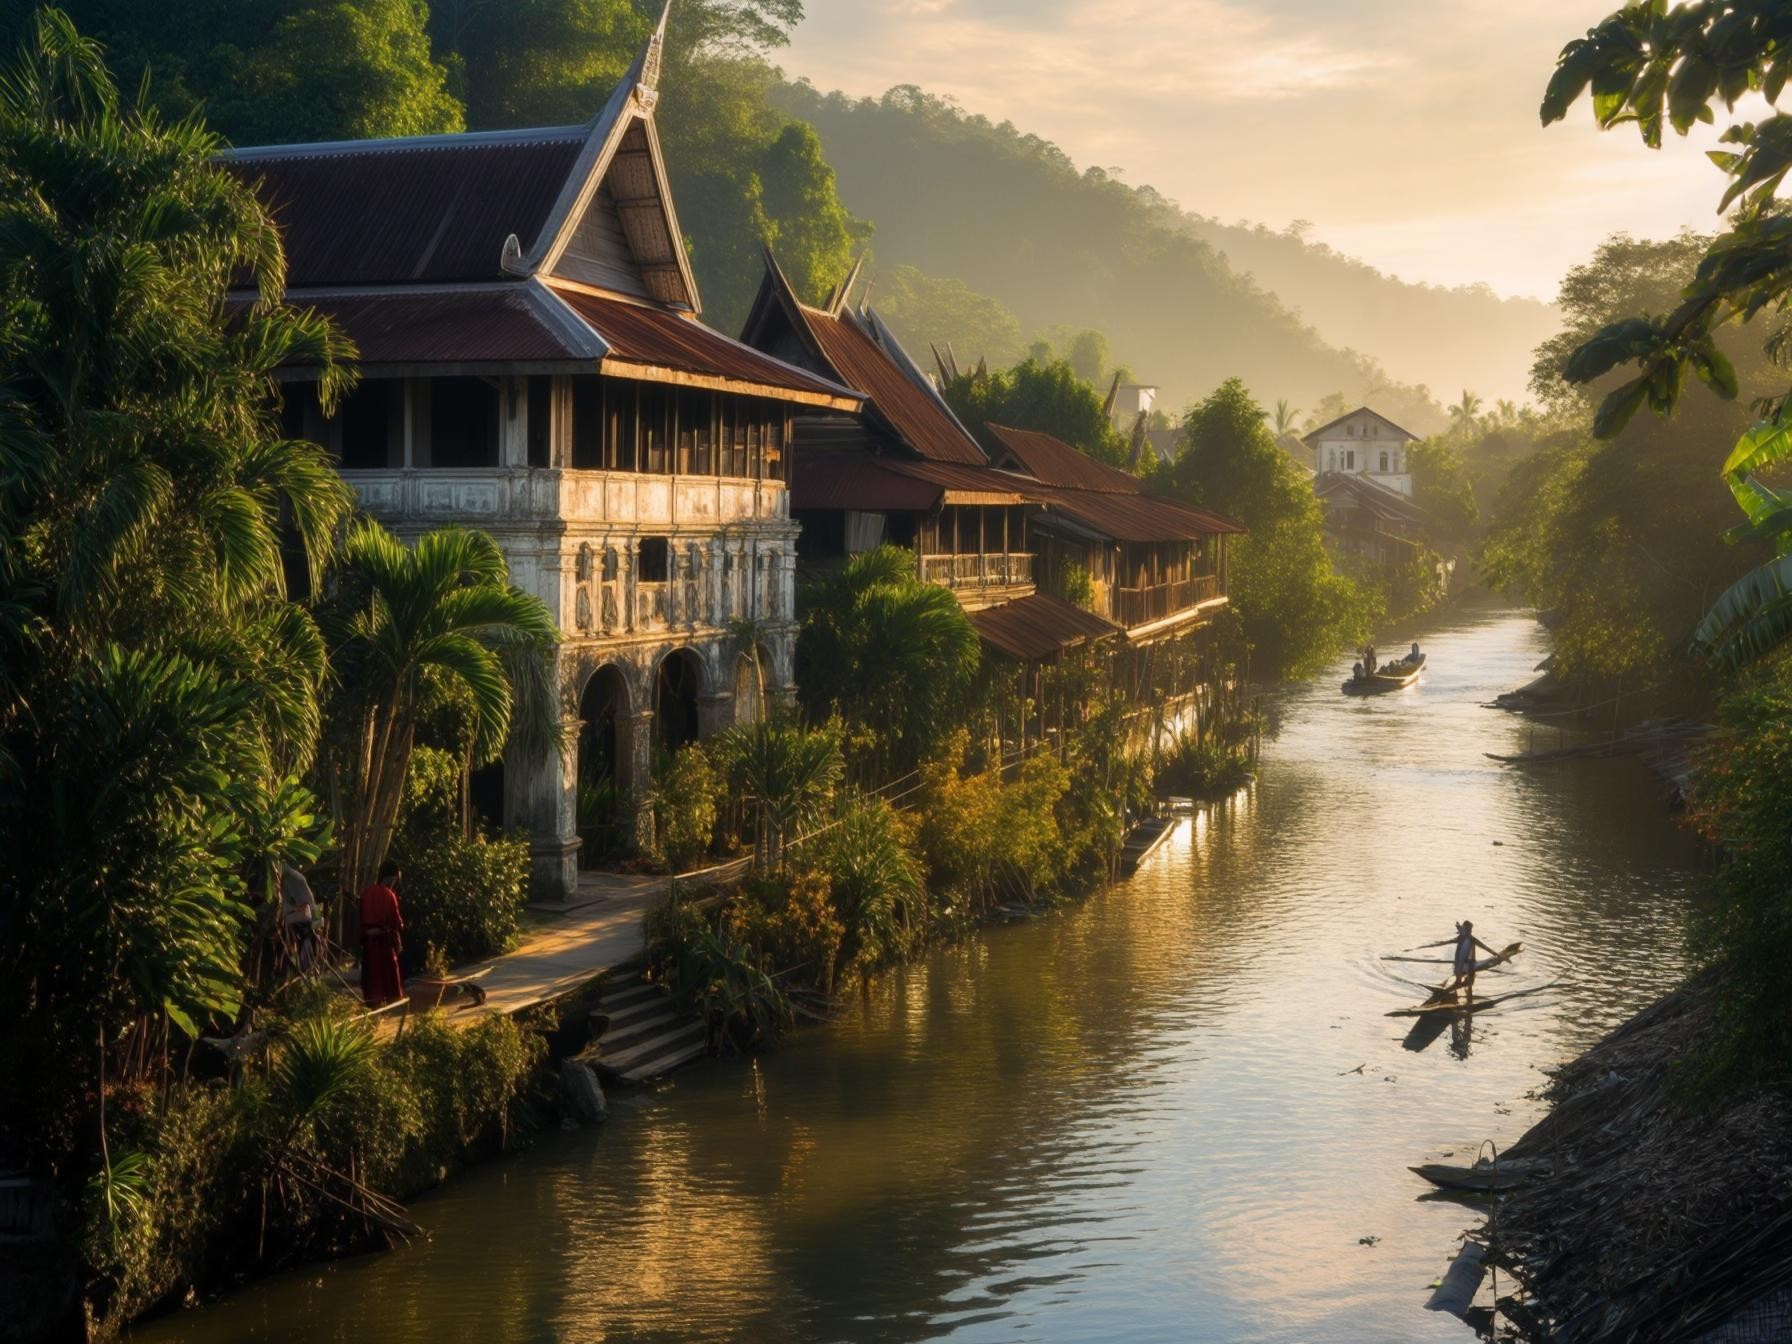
[1475,979,1792,1340]
[128,607,1703,1344]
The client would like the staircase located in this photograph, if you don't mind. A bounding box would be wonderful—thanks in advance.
[588,973,708,1084]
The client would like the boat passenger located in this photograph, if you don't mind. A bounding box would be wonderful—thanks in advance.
[1352,661,1364,681]
[1364,643,1377,674]
[1445,920,1498,999]
[1410,641,1421,661]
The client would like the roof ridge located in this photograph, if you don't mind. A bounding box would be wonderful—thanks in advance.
[228,124,588,161]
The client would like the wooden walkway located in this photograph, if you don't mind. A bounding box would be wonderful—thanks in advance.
[365,859,746,1037]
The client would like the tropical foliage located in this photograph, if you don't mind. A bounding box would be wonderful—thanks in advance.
[1542,3,1792,671]
[0,7,352,1185]
[319,521,557,900]
[1156,378,1375,677]
[945,354,1131,466]
[797,545,980,781]
[711,716,842,872]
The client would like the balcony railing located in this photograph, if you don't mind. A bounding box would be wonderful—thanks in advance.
[1111,573,1221,628]
[342,466,786,528]
[919,552,1034,590]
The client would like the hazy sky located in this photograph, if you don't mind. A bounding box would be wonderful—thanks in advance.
[778,0,1727,302]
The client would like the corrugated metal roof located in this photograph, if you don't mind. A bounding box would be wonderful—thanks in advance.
[969,593,1121,661]
[797,307,988,465]
[228,129,586,287]
[1316,470,1431,526]
[262,283,600,366]
[790,453,944,513]
[986,423,1143,494]
[1033,485,1246,542]
[552,286,861,407]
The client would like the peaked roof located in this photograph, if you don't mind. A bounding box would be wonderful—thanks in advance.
[1315,470,1431,527]
[225,127,587,288]
[1301,406,1419,445]
[226,1,699,308]
[741,253,988,465]
[985,424,1144,495]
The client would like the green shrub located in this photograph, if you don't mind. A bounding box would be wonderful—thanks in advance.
[811,794,925,981]
[394,830,530,964]
[390,746,530,962]
[725,870,845,994]
[653,742,721,873]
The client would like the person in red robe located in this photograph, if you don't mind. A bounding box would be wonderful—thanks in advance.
[358,860,406,1007]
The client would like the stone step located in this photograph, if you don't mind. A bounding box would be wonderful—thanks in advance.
[599,980,661,1009]
[595,1007,687,1057]
[596,1017,707,1079]
[618,1035,709,1085]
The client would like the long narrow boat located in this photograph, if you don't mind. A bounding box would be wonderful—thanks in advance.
[1342,652,1425,696]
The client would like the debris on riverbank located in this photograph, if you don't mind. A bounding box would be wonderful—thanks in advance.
[1471,980,1792,1341]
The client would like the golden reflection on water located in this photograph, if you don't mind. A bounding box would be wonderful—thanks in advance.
[136,607,1700,1344]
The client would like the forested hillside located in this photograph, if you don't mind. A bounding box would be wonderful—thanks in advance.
[1169,216,1556,408]
[792,83,1564,427]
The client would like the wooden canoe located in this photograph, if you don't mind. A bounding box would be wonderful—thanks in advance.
[1412,1159,1547,1192]
[1342,652,1425,696]
[1387,982,1555,1018]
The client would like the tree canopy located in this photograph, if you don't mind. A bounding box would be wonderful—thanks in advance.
[945,355,1130,466]
[1156,379,1374,677]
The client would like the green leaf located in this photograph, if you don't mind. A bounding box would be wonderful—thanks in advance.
[1721,419,1792,481]
[1592,376,1651,439]
[1693,346,1740,399]
[1691,553,1792,670]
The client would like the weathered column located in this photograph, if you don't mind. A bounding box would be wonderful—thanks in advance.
[504,712,581,903]
[622,708,656,852]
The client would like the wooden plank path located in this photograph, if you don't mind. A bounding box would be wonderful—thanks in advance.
[364,859,745,1047]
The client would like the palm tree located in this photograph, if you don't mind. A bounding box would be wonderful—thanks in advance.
[325,522,559,898]
[712,718,843,872]
[1449,390,1483,432]
[797,545,981,782]
[1494,398,1520,428]
[0,9,354,1178]
[1271,399,1302,442]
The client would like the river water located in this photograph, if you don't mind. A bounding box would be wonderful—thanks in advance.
[138,605,1702,1344]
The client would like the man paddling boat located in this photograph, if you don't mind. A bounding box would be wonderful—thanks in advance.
[1444,921,1498,998]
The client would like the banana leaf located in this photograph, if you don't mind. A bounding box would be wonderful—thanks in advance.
[1690,553,1792,670]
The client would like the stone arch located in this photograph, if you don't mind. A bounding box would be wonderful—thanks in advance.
[653,646,706,754]
[576,664,632,864]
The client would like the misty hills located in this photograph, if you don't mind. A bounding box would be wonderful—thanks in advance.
[776,83,1557,428]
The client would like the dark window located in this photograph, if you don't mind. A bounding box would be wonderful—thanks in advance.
[527,376,553,468]
[640,386,672,474]
[339,380,397,469]
[429,378,500,468]
[278,383,314,440]
[571,378,604,469]
[638,536,670,582]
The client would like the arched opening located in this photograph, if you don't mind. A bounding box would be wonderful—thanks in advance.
[732,645,772,725]
[577,665,630,867]
[655,648,704,754]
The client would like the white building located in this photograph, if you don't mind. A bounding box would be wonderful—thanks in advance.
[229,6,862,899]
[1110,383,1156,434]
[1302,407,1416,497]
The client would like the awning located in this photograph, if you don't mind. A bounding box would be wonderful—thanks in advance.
[969,593,1121,662]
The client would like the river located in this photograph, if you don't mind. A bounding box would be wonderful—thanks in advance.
[137,605,1701,1343]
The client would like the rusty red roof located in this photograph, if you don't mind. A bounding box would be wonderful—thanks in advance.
[264,283,600,367]
[552,286,860,407]
[790,454,945,513]
[798,307,987,465]
[969,593,1121,661]
[228,128,587,288]
[1032,485,1245,542]
[986,423,1144,494]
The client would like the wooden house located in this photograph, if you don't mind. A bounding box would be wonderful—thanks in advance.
[738,255,1117,662]
[229,5,863,895]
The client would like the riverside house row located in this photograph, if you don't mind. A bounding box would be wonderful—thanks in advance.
[231,5,1243,899]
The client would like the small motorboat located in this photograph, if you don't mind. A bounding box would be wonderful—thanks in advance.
[1342,651,1425,696]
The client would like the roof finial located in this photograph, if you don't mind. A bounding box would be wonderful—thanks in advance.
[637,1,671,107]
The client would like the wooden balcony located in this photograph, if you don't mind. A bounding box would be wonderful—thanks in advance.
[1111,573,1221,629]
[919,552,1035,590]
